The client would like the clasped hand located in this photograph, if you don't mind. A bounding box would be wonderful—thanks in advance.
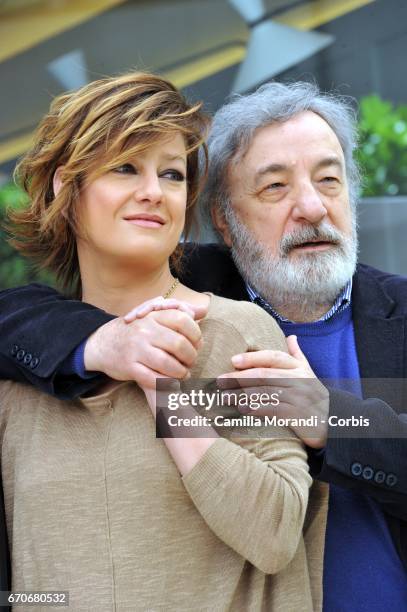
[85,300,329,446]
[84,297,206,392]
[217,336,329,448]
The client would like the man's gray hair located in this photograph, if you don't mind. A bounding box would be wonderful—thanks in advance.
[201,81,361,218]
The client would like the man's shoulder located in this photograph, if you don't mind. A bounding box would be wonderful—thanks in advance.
[179,243,247,299]
[0,282,62,303]
[356,263,407,285]
[182,242,232,268]
[355,263,407,307]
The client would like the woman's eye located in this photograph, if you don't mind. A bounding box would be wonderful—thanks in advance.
[162,169,185,182]
[114,164,136,174]
[321,176,338,183]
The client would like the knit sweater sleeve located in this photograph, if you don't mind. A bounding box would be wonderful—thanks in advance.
[182,435,310,574]
[0,381,15,447]
[182,298,311,574]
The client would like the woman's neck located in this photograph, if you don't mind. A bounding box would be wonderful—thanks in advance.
[80,260,175,316]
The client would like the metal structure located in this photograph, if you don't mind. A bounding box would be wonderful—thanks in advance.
[0,0,375,168]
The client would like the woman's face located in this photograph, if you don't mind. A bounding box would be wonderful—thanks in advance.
[76,132,188,271]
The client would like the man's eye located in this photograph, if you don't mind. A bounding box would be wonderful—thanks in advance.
[321,176,338,183]
[266,182,285,190]
[114,164,136,174]
[162,170,186,182]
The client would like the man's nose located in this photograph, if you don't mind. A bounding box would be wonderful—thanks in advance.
[134,173,163,205]
[291,182,327,224]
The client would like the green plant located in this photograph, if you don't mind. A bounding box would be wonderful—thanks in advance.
[357,95,407,196]
[0,182,56,289]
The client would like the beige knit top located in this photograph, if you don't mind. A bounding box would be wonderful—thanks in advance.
[0,295,328,612]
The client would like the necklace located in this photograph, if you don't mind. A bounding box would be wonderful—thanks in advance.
[163,277,179,299]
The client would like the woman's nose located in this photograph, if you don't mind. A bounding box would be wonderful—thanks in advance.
[134,173,163,205]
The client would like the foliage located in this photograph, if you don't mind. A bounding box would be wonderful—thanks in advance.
[357,95,407,197]
[0,183,56,289]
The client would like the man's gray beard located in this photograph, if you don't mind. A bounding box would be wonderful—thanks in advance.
[225,207,358,321]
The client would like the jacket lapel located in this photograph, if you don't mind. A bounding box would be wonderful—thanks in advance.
[352,265,406,409]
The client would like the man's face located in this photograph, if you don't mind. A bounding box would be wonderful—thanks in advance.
[219,110,353,254]
[213,111,358,319]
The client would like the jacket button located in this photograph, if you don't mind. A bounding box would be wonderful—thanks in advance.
[374,470,386,484]
[23,353,32,366]
[362,466,374,480]
[351,462,362,477]
[11,345,19,356]
[30,357,40,369]
[16,349,26,361]
[386,473,398,487]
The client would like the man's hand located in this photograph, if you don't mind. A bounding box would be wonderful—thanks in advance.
[84,304,208,388]
[217,335,329,448]
[123,297,207,322]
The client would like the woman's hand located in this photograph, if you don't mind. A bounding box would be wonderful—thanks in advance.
[143,386,158,417]
[142,381,218,476]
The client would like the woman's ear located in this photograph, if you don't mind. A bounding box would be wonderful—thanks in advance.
[53,166,64,197]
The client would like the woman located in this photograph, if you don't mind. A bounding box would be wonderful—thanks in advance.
[0,72,327,611]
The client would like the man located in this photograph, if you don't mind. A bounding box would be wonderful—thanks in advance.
[1,82,406,609]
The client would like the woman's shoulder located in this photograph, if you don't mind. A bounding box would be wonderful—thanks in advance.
[203,294,287,352]
[205,293,279,328]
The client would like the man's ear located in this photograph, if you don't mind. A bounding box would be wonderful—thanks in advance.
[211,206,233,247]
[53,166,65,197]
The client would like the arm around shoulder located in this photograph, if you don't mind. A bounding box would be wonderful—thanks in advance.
[0,284,113,395]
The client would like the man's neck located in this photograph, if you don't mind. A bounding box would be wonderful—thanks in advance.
[246,279,353,324]
[275,302,333,323]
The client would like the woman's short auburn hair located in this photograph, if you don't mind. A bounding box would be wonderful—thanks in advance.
[8,71,209,293]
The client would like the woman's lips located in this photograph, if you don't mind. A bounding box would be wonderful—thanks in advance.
[123,215,165,228]
[125,218,163,228]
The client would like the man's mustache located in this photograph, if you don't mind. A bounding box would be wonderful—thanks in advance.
[280,224,344,256]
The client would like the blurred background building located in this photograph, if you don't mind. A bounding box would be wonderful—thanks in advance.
[0,0,406,288]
